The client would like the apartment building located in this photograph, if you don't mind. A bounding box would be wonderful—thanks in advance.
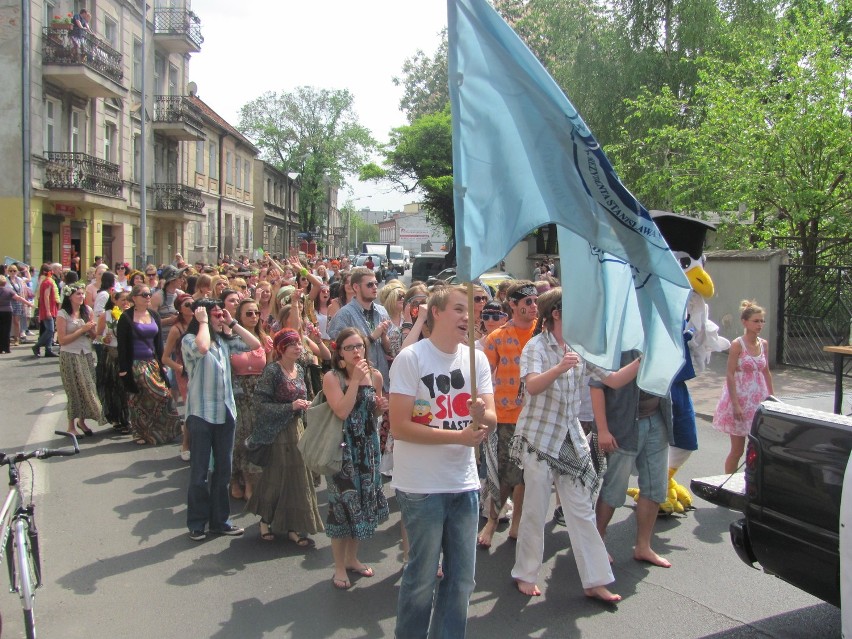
[254,161,300,258]
[0,0,209,270]
[184,95,258,265]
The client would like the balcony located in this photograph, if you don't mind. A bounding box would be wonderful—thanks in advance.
[44,152,122,199]
[152,96,205,141]
[41,27,125,99]
[151,184,205,219]
[153,8,203,54]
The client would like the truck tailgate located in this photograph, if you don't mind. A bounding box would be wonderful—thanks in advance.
[691,473,747,512]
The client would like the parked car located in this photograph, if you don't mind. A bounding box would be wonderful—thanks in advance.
[692,399,852,607]
[411,251,449,284]
[389,245,406,272]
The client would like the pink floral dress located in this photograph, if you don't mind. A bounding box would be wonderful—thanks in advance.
[712,336,769,436]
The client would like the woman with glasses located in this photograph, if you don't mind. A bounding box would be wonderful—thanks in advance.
[323,328,389,589]
[55,282,103,436]
[114,263,130,290]
[400,285,430,349]
[162,293,195,459]
[470,284,490,342]
[246,328,324,546]
[145,267,160,293]
[96,289,131,433]
[479,301,509,345]
[117,284,182,445]
[229,299,273,501]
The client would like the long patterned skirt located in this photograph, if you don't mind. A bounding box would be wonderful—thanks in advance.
[128,359,181,444]
[59,351,104,424]
[232,374,262,479]
[97,347,129,428]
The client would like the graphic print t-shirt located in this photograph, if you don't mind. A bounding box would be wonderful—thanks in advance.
[389,339,493,494]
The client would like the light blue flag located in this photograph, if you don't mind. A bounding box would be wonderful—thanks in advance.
[448,0,692,394]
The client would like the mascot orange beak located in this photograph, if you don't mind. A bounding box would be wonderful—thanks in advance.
[687,266,714,299]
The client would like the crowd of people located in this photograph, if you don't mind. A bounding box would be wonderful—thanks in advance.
[0,250,772,639]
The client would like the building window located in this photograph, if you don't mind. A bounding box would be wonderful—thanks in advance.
[225,151,233,185]
[235,157,241,190]
[244,219,251,249]
[154,53,165,96]
[235,217,241,248]
[104,122,117,163]
[195,140,204,174]
[44,98,58,154]
[103,15,117,49]
[132,133,141,181]
[132,38,143,91]
[244,162,251,194]
[207,213,216,248]
[168,64,179,96]
[43,0,56,28]
[208,142,218,179]
[70,110,82,153]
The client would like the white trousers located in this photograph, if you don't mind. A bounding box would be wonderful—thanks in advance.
[511,450,614,589]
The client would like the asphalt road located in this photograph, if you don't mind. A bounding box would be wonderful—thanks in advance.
[0,346,841,639]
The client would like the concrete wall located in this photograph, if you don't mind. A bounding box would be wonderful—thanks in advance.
[704,249,787,366]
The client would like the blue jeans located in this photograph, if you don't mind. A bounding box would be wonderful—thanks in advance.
[186,414,236,532]
[35,317,55,351]
[395,490,478,639]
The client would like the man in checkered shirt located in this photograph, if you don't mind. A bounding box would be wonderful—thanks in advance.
[509,287,640,601]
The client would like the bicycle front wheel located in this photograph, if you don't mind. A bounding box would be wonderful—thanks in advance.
[13,519,37,639]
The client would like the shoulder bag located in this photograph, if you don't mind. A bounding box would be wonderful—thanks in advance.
[298,388,346,476]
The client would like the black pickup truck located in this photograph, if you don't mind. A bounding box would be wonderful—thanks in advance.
[692,400,852,607]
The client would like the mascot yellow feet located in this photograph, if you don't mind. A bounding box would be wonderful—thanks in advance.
[626,468,694,515]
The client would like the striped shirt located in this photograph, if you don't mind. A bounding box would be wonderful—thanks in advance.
[182,332,252,424]
[510,331,608,485]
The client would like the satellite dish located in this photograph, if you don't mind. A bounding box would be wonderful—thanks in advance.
[187,81,197,96]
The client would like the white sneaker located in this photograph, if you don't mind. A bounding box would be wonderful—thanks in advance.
[179,449,190,462]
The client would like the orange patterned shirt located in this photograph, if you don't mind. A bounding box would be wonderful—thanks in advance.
[482,322,537,423]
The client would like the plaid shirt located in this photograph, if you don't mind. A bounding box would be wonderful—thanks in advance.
[510,331,608,491]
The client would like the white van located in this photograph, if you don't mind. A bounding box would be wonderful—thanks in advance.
[389,245,406,271]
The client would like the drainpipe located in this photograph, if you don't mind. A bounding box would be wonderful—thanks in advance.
[217,131,224,262]
[22,0,31,265]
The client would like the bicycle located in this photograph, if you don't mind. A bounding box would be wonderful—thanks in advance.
[0,434,79,639]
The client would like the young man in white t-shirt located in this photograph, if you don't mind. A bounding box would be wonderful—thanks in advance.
[389,285,496,639]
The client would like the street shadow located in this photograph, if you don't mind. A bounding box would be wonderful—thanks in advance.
[690,504,741,545]
[698,603,840,638]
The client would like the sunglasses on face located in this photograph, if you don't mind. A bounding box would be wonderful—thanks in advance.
[482,312,507,321]
[361,281,378,289]
[341,343,365,352]
[146,272,157,277]
[135,292,152,298]
[243,310,260,317]
[519,297,537,306]
[473,296,488,303]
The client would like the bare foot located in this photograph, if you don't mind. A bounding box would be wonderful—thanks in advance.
[584,585,622,602]
[515,579,542,596]
[477,520,497,548]
[634,549,671,568]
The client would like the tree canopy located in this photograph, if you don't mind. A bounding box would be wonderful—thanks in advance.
[238,86,375,234]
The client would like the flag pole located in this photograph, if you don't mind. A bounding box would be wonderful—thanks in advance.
[468,281,479,430]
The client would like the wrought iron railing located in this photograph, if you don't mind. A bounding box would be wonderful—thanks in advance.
[771,236,852,268]
[778,264,852,375]
[41,27,123,85]
[44,152,122,198]
[153,96,205,134]
[153,8,204,49]
[152,184,204,215]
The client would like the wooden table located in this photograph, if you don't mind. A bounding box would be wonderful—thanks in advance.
[823,345,852,414]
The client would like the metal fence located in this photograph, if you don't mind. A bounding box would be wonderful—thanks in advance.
[778,264,852,375]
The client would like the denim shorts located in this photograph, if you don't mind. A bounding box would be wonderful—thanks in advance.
[599,412,668,507]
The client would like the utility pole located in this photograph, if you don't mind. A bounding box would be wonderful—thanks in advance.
[139,2,148,268]
[22,0,31,265]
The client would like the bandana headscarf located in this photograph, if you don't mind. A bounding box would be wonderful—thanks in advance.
[509,284,538,301]
[273,328,301,351]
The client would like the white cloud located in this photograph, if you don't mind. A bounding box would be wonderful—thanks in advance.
[190,0,448,211]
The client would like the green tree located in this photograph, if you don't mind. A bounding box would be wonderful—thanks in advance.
[393,30,449,122]
[238,87,375,235]
[618,0,851,265]
[361,107,454,237]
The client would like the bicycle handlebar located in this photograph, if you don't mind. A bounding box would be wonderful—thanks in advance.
[0,435,80,466]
